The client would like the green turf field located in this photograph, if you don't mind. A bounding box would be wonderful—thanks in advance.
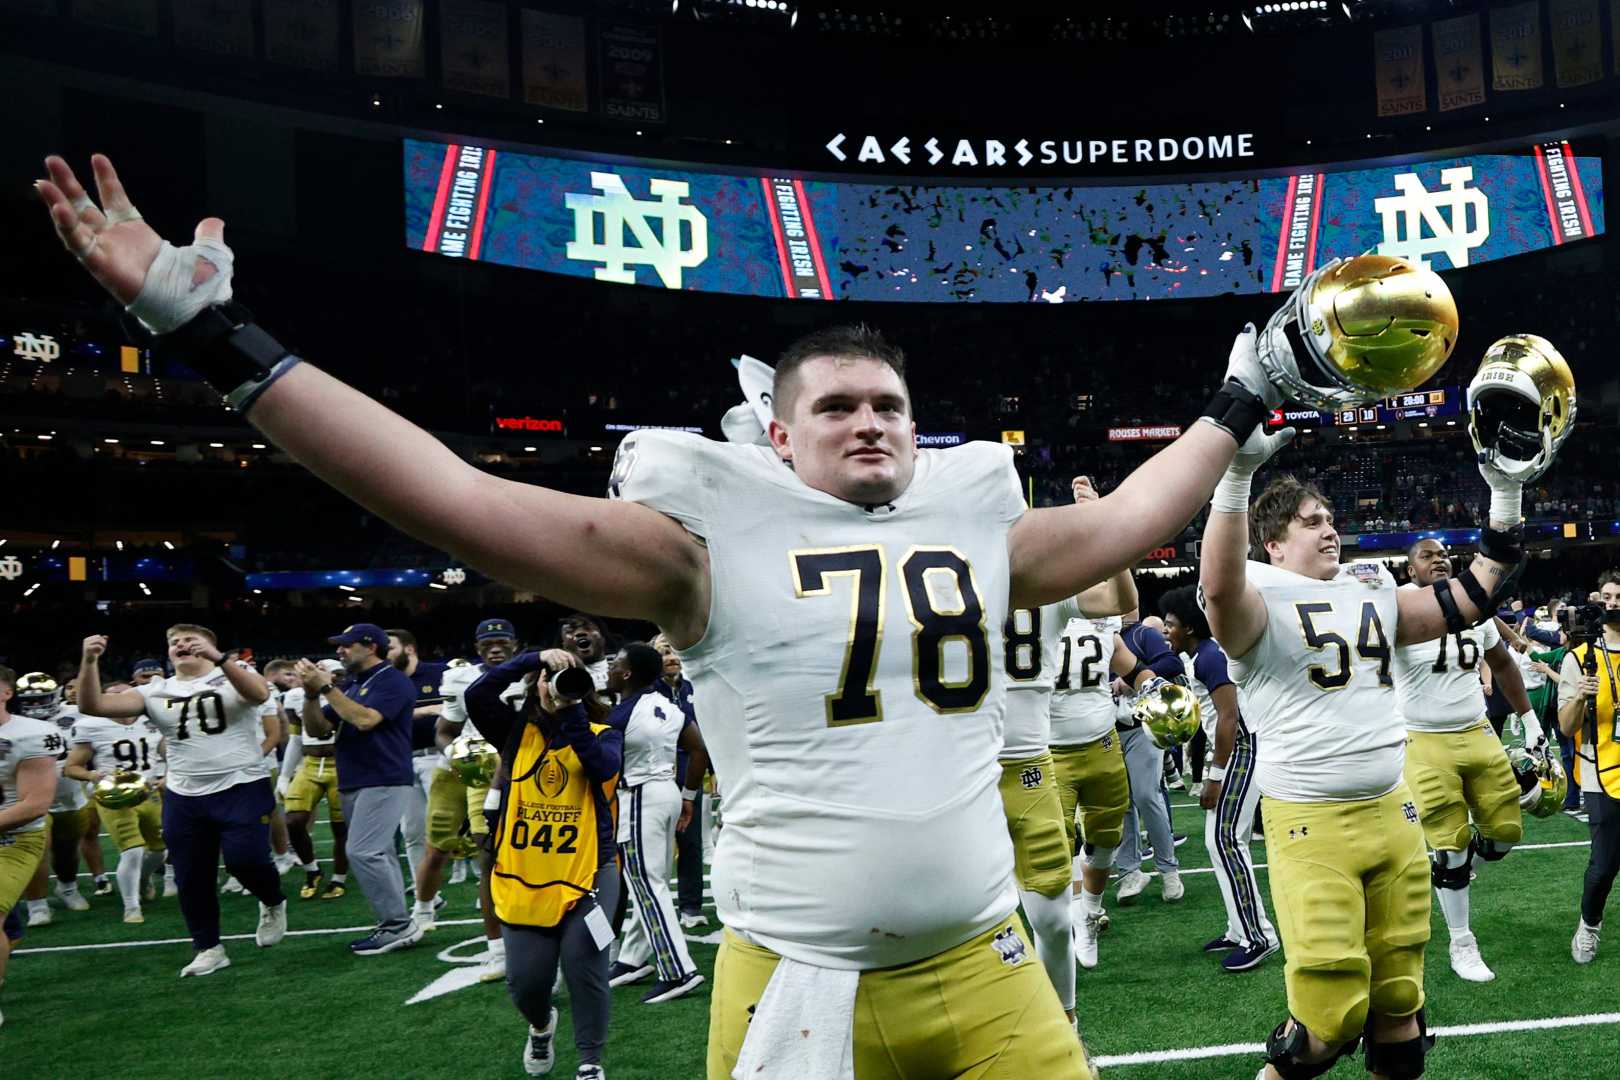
[5,798,1613,1078]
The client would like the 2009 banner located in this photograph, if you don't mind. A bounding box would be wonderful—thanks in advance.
[404,137,1604,303]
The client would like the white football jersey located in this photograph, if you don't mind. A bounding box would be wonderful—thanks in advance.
[1183,653,1217,741]
[1392,584,1499,733]
[1226,560,1403,801]
[137,669,271,796]
[617,430,1026,969]
[72,714,166,782]
[257,693,281,773]
[1513,643,1546,690]
[999,597,1082,760]
[45,705,88,813]
[0,714,64,834]
[619,689,685,788]
[1049,616,1122,747]
[282,687,335,748]
[440,662,525,743]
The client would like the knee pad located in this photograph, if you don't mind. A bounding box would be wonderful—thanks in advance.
[1081,843,1117,871]
[1469,828,1514,862]
[1429,848,1472,891]
[1362,1010,1434,1079]
[1263,1018,1360,1079]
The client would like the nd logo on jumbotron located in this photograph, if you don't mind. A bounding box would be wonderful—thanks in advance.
[1375,166,1490,271]
[565,172,710,289]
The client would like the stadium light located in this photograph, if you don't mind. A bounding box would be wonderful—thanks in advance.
[23,582,39,597]
[209,442,224,448]
[150,439,164,445]
[338,584,356,592]
[37,433,51,440]
[104,437,118,443]
[50,539,60,549]
[429,582,448,590]
[116,540,124,551]
[251,443,267,449]
[139,583,151,596]
[163,540,175,550]
[348,595,364,602]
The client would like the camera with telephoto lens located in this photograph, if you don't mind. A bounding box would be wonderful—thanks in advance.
[1558,603,1616,635]
[546,663,595,703]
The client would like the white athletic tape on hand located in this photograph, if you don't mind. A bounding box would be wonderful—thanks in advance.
[104,204,144,225]
[126,237,235,334]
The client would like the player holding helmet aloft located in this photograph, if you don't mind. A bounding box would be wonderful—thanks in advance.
[1199,261,1573,1079]
[76,625,289,977]
[39,151,1302,1079]
[1394,538,1541,984]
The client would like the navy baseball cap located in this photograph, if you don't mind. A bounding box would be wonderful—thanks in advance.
[475,618,517,642]
[329,623,387,648]
[131,658,165,675]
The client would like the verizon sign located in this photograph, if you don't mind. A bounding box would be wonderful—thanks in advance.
[494,416,564,433]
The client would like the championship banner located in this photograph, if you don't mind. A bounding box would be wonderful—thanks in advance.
[760,178,833,299]
[1534,141,1596,243]
[1491,2,1545,92]
[440,0,509,99]
[1373,26,1426,117]
[418,143,497,260]
[1550,0,1602,88]
[521,9,587,112]
[406,138,1604,303]
[1433,14,1486,112]
[1268,172,1324,293]
[172,0,253,58]
[354,0,424,79]
[598,21,665,124]
[265,0,340,72]
[71,0,158,36]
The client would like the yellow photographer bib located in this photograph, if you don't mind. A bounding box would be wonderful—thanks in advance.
[491,721,618,928]
[1569,643,1620,800]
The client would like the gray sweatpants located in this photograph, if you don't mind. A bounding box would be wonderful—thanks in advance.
[340,785,413,929]
[504,866,621,1066]
[1114,725,1180,874]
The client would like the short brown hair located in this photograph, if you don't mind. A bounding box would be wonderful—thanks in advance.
[773,324,909,418]
[264,659,295,675]
[1249,476,1331,562]
[386,629,416,649]
[1598,570,1620,591]
[165,623,218,646]
[0,664,15,693]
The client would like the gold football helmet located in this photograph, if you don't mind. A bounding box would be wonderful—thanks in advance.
[1259,254,1458,411]
[1466,334,1576,484]
[93,769,151,811]
[1509,746,1567,819]
[447,733,499,788]
[14,672,63,720]
[1132,680,1201,750]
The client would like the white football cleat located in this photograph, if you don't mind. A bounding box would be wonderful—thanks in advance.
[220,876,244,895]
[1075,910,1104,969]
[1572,920,1601,965]
[26,905,52,927]
[1161,870,1185,902]
[56,884,89,912]
[1449,932,1494,982]
[480,943,507,983]
[180,945,231,977]
[256,901,287,947]
[1115,869,1148,905]
[123,907,145,925]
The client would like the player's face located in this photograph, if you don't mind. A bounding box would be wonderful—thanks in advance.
[605,652,632,693]
[1601,582,1620,611]
[1407,540,1450,586]
[133,670,162,685]
[769,357,917,506]
[62,679,77,704]
[1268,498,1340,580]
[656,644,681,680]
[1163,613,1189,653]
[168,633,214,669]
[561,620,604,661]
[387,636,416,669]
[269,669,299,690]
[477,636,515,665]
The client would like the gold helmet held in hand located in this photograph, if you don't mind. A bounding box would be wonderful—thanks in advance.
[93,769,150,810]
[1259,253,1458,411]
[1466,334,1576,484]
[447,733,500,788]
[1132,680,1202,750]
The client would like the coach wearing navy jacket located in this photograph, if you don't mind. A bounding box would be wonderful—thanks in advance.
[297,623,422,957]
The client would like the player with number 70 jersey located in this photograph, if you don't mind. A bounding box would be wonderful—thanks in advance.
[135,670,267,796]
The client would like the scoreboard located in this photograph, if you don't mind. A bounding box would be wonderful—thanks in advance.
[1266,388,1461,429]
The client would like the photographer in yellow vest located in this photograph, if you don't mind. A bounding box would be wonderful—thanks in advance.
[1557,571,1620,966]
[465,647,621,1079]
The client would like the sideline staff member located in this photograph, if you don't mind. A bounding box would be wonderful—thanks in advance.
[297,623,422,957]
[1559,573,1620,965]
[467,650,621,1078]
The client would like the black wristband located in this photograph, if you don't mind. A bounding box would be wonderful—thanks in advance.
[1478,525,1525,565]
[1199,380,1267,441]
[129,301,296,411]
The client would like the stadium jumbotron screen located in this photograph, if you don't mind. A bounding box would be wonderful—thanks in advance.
[404,137,1602,303]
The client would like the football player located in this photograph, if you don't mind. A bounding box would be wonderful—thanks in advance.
[1202,448,1533,1080]
[277,660,349,900]
[65,696,168,922]
[14,673,90,923]
[76,625,289,977]
[222,660,292,893]
[0,665,59,1029]
[1394,539,1540,983]
[1162,585,1278,973]
[37,155,1288,1077]
[559,615,611,691]
[1111,614,1193,903]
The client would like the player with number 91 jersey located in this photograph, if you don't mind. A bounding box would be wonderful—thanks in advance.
[71,715,165,783]
[615,428,1025,970]
[1227,560,1402,801]
[1391,589,1500,732]
[136,669,268,796]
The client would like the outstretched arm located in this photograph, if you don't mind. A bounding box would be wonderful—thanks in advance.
[35,155,708,639]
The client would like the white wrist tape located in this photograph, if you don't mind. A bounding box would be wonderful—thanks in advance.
[1206,765,1227,782]
[1211,468,1253,514]
[681,787,699,802]
[1488,484,1523,527]
[126,237,235,334]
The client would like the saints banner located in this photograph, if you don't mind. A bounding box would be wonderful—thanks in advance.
[441,0,509,99]
[265,0,340,72]
[1374,26,1426,117]
[71,0,157,36]
[172,0,254,59]
[1433,14,1486,112]
[1550,0,1602,88]
[354,0,424,78]
[1491,2,1545,91]
[598,21,666,124]
[521,9,587,112]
